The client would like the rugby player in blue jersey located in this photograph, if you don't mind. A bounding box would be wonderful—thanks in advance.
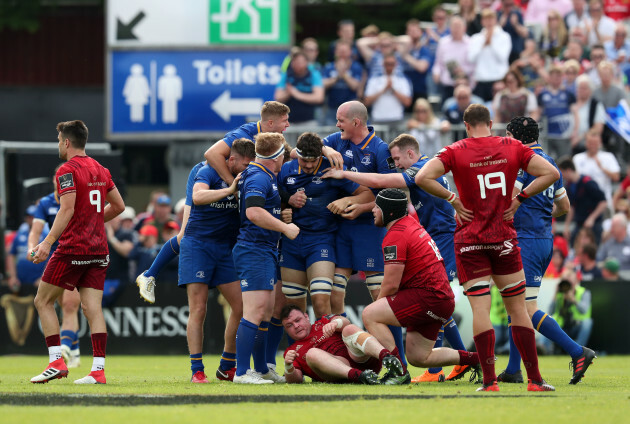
[136,102,291,303]
[232,133,300,384]
[27,171,82,369]
[500,116,596,385]
[323,133,474,383]
[278,132,374,319]
[177,139,255,383]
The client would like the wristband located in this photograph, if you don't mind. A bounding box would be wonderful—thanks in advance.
[334,318,343,329]
[515,190,530,203]
[446,192,457,204]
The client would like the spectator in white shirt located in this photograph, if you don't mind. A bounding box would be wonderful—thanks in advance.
[570,74,606,153]
[565,0,590,30]
[363,54,412,124]
[580,0,615,47]
[468,8,512,102]
[573,128,621,210]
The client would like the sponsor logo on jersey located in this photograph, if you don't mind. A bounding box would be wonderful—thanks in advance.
[295,345,303,351]
[366,258,375,268]
[221,181,228,188]
[386,156,396,169]
[196,271,205,278]
[48,207,59,215]
[321,249,329,258]
[273,208,281,215]
[272,184,278,191]
[534,275,542,282]
[383,245,397,261]
[405,167,419,178]
[350,166,358,172]
[499,240,514,256]
[426,310,447,323]
[287,177,296,185]
[58,173,74,190]
[361,155,371,166]
[240,279,248,288]
[311,176,323,184]
[344,150,353,158]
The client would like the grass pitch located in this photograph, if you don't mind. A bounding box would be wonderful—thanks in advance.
[1,354,629,424]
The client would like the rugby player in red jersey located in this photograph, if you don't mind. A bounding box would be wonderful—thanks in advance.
[30,120,125,385]
[361,189,481,385]
[281,304,404,384]
[415,104,559,391]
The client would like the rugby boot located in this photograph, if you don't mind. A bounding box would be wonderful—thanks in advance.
[358,370,380,385]
[446,364,470,381]
[497,369,524,383]
[30,358,69,384]
[74,370,106,384]
[476,381,500,392]
[569,347,596,385]
[136,271,156,304]
[411,370,445,383]
[216,366,236,381]
[191,371,209,383]
[527,379,555,391]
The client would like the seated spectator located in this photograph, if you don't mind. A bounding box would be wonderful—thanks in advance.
[604,22,630,73]
[573,128,621,210]
[128,225,161,278]
[537,64,577,159]
[363,54,412,124]
[596,213,630,279]
[546,247,568,278]
[545,272,593,352]
[135,194,179,244]
[492,69,539,124]
[497,0,529,63]
[601,257,621,281]
[274,49,324,125]
[539,9,569,59]
[602,198,630,240]
[432,16,473,104]
[560,38,590,67]
[443,84,473,142]
[302,38,322,71]
[441,75,484,112]
[570,75,606,153]
[576,243,603,281]
[563,59,581,96]
[327,20,360,64]
[468,8,512,102]
[322,41,364,125]
[586,44,607,86]
[398,19,434,107]
[559,157,608,245]
[406,98,449,157]
[579,0,615,47]
[357,31,404,78]
[513,45,549,91]
[565,0,591,30]
[568,227,597,268]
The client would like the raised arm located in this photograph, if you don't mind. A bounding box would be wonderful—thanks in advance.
[204,141,234,185]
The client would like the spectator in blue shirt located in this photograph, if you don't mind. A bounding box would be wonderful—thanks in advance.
[322,41,365,125]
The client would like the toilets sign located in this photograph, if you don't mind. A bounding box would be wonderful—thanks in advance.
[107,50,286,138]
[108,0,291,47]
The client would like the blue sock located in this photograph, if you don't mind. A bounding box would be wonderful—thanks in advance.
[190,353,204,374]
[388,325,407,367]
[219,351,236,371]
[340,312,347,317]
[266,317,284,367]
[253,321,270,374]
[506,316,521,374]
[146,236,180,278]
[428,328,444,373]
[533,309,583,358]
[235,318,259,376]
[443,316,466,351]
[61,330,74,349]
[71,331,80,352]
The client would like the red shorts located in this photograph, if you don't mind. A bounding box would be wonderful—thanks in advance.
[297,339,382,382]
[387,288,455,341]
[42,253,109,291]
[454,240,522,284]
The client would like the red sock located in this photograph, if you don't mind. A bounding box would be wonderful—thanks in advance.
[458,350,479,366]
[378,349,391,362]
[91,333,107,358]
[45,334,60,348]
[391,347,407,373]
[473,329,496,385]
[511,326,541,382]
[347,368,362,382]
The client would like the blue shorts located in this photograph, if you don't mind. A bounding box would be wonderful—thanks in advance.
[433,232,457,281]
[519,238,553,290]
[233,242,278,292]
[280,232,336,272]
[178,237,237,287]
[335,221,385,271]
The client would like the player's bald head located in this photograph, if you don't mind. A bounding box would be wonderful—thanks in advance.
[339,101,368,127]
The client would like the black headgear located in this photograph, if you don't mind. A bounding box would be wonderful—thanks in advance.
[507,116,539,145]
[375,188,408,226]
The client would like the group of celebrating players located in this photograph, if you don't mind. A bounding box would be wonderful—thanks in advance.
[26,98,596,392]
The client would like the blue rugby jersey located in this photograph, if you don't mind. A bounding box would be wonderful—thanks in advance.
[185,164,240,242]
[33,192,60,251]
[236,162,282,247]
[278,157,359,233]
[514,144,566,239]
[222,121,261,148]
[401,156,456,237]
[185,161,205,207]
[323,127,396,223]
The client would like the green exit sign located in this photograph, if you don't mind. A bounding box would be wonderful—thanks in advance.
[209,0,291,45]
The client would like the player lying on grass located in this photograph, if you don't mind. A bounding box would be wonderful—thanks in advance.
[361,189,482,385]
[281,304,404,384]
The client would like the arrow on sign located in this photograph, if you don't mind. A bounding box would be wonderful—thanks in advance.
[117,11,146,40]
[211,90,263,122]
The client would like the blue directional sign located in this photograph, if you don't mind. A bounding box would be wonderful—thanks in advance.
[108,50,287,138]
